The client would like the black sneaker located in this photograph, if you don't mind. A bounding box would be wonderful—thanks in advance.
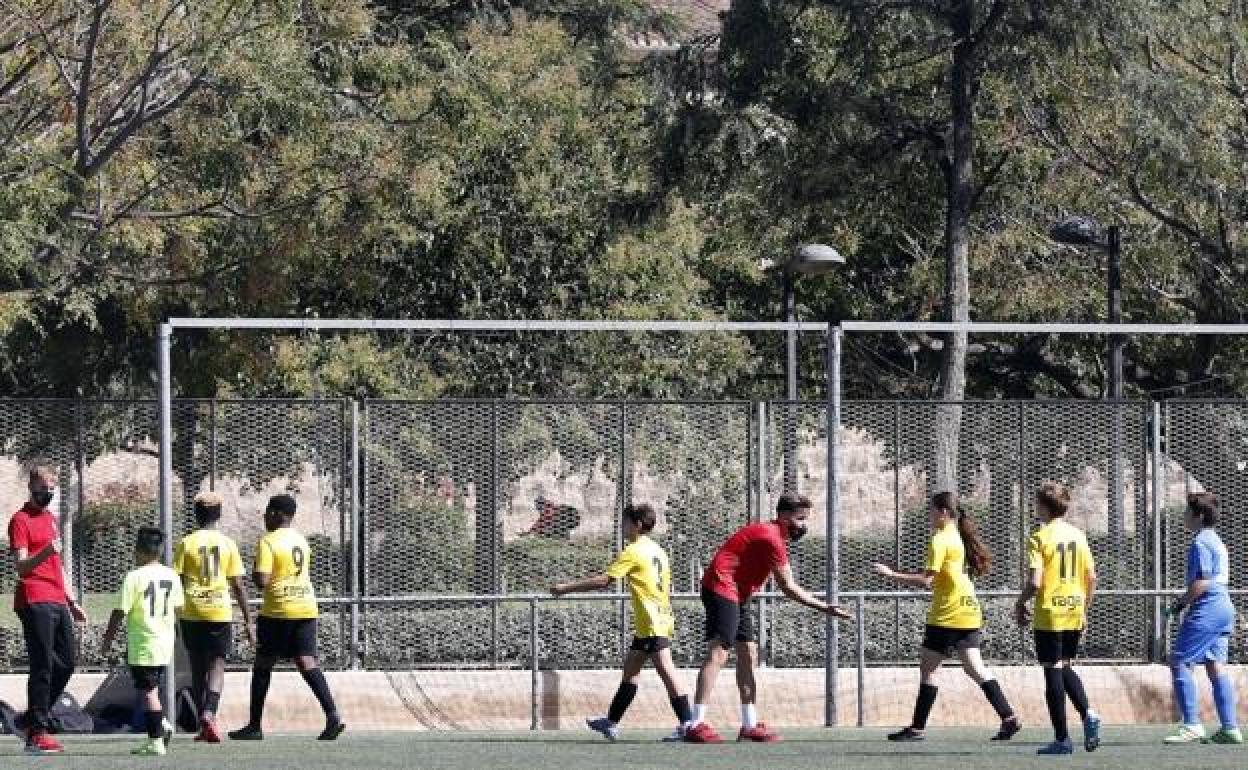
[992,717,1022,741]
[229,724,264,741]
[887,726,925,742]
[318,719,345,741]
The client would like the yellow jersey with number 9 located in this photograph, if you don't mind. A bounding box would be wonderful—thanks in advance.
[1028,518,1094,631]
[173,528,245,622]
[606,535,674,638]
[255,527,318,619]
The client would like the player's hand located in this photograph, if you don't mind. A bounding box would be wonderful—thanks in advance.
[98,637,112,658]
[549,585,565,597]
[1168,600,1186,618]
[1013,601,1031,627]
[825,605,853,620]
[43,538,63,558]
[870,562,894,579]
[69,601,88,624]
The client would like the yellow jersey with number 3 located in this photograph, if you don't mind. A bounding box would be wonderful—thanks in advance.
[606,535,674,639]
[924,521,982,629]
[1028,518,1094,631]
[255,527,318,619]
[173,529,245,622]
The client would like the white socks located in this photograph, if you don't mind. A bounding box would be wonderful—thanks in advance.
[690,704,707,727]
[741,703,758,729]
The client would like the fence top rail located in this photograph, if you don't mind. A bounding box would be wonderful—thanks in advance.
[166,318,831,333]
[362,398,755,406]
[841,321,1248,335]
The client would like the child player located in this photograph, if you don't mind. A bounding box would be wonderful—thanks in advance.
[550,503,693,741]
[173,491,255,742]
[100,527,185,757]
[1014,482,1102,756]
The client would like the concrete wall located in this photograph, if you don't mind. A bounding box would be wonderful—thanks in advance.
[4,665,1245,732]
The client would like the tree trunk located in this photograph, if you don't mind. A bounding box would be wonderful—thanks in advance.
[934,1,975,495]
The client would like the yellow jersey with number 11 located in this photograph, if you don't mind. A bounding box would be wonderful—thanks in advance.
[255,527,318,619]
[606,535,674,638]
[1028,518,1095,632]
[173,528,245,622]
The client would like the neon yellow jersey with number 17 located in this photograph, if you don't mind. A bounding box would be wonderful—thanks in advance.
[117,562,185,666]
[255,527,318,619]
[173,529,245,622]
[606,535,674,638]
[1028,518,1095,632]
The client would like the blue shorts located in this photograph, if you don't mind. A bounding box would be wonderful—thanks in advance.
[1173,621,1231,665]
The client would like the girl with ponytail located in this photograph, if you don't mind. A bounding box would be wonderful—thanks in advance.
[872,491,1020,742]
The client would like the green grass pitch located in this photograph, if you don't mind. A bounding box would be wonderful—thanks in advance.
[2,727,1241,769]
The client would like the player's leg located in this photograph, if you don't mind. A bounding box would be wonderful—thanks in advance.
[685,588,735,742]
[292,619,344,740]
[956,644,1020,740]
[1205,651,1242,743]
[18,604,63,753]
[1056,631,1100,751]
[46,604,76,711]
[230,616,278,740]
[131,668,169,756]
[587,647,648,741]
[1166,621,1206,744]
[733,604,778,742]
[651,644,693,737]
[1034,630,1074,755]
[889,645,944,741]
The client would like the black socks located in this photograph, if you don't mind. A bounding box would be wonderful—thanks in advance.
[301,668,340,721]
[607,682,639,724]
[1061,667,1089,720]
[912,683,939,730]
[670,694,692,724]
[144,710,164,740]
[249,668,272,727]
[1043,666,1069,742]
[980,679,1015,720]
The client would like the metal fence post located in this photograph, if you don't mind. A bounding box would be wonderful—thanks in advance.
[1017,401,1027,663]
[856,594,865,727]
[157,324,176,719]
[359,401,370,663]
[71,400,84,599]
[1151,401,1164,662]
[491,401,501,667]
[825,324,842,727]
[893,402,901,660]
[349,400,362,669]
[530,598,540,731]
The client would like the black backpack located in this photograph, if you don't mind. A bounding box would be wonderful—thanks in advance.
[49,693,94,734]
[0,699,17,735]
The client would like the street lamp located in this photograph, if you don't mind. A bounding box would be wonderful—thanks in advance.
[1050,216,1124,572]
[781,243,845,493]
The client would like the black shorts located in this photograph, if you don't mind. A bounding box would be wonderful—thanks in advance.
[1034,629,1082,665]
[629,636,672,654]
[256,616,318,659]
[921,625,983,656]
[130,665,163,692]
[180,620,232,660]
[701,587,756,645]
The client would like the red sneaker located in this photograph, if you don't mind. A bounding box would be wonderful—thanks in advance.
[738,722,782,743]
[25,730,64,755]
[682,722,725,744]
[196,717,223,743]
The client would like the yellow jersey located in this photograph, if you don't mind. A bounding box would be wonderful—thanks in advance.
[1028,518,1095,631]
[606,535,674,638]
[117,562,184,666]
[173,528,245,622]
[254,528,318,619]
[924,521,982,629]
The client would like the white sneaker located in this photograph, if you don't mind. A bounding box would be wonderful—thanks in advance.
[131,737,168,756]
[1164,723,1206,744]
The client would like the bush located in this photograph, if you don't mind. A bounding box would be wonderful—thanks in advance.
[369,496,474,594]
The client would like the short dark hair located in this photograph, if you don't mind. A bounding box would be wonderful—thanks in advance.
[267,494,297,517]
[776,493,812,515]
[623,503,657,533]
[194,491,223,526]
[1036,482,1070,517]
[1188,492,1218,527]
[136,527,164,555]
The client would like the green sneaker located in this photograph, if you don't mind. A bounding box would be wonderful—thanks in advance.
[131,737,168,756]
[1164,724,1206,744]
[1208,727,1244,745]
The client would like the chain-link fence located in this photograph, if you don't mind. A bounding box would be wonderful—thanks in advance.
[0,397,1244,673]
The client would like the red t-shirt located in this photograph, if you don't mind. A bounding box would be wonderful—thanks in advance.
[702,521,790,603]
[8,503,67,610]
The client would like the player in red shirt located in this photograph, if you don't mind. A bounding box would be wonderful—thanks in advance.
[5,466,88,755]
[683,494,851,744]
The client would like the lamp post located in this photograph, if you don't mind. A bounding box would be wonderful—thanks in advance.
[782,243,845,494]
[1050,216,1124,570]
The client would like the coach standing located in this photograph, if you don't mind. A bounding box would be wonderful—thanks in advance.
[7,466,88,755]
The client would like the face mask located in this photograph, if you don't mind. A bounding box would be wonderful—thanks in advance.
[787,522,808,542]
[32,489,54,508]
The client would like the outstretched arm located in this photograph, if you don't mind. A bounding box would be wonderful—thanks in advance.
[550,574,611,596]
[773,564,852,619]
[871,563,935,590]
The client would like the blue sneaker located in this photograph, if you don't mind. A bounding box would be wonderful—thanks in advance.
[1037,739,1074,755]
[586,716,619,742]
[1083,712,1101,752]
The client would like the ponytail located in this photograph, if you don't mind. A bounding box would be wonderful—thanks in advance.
[956,507,992,578]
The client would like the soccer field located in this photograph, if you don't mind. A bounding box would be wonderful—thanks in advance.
[3,727,1242,769]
